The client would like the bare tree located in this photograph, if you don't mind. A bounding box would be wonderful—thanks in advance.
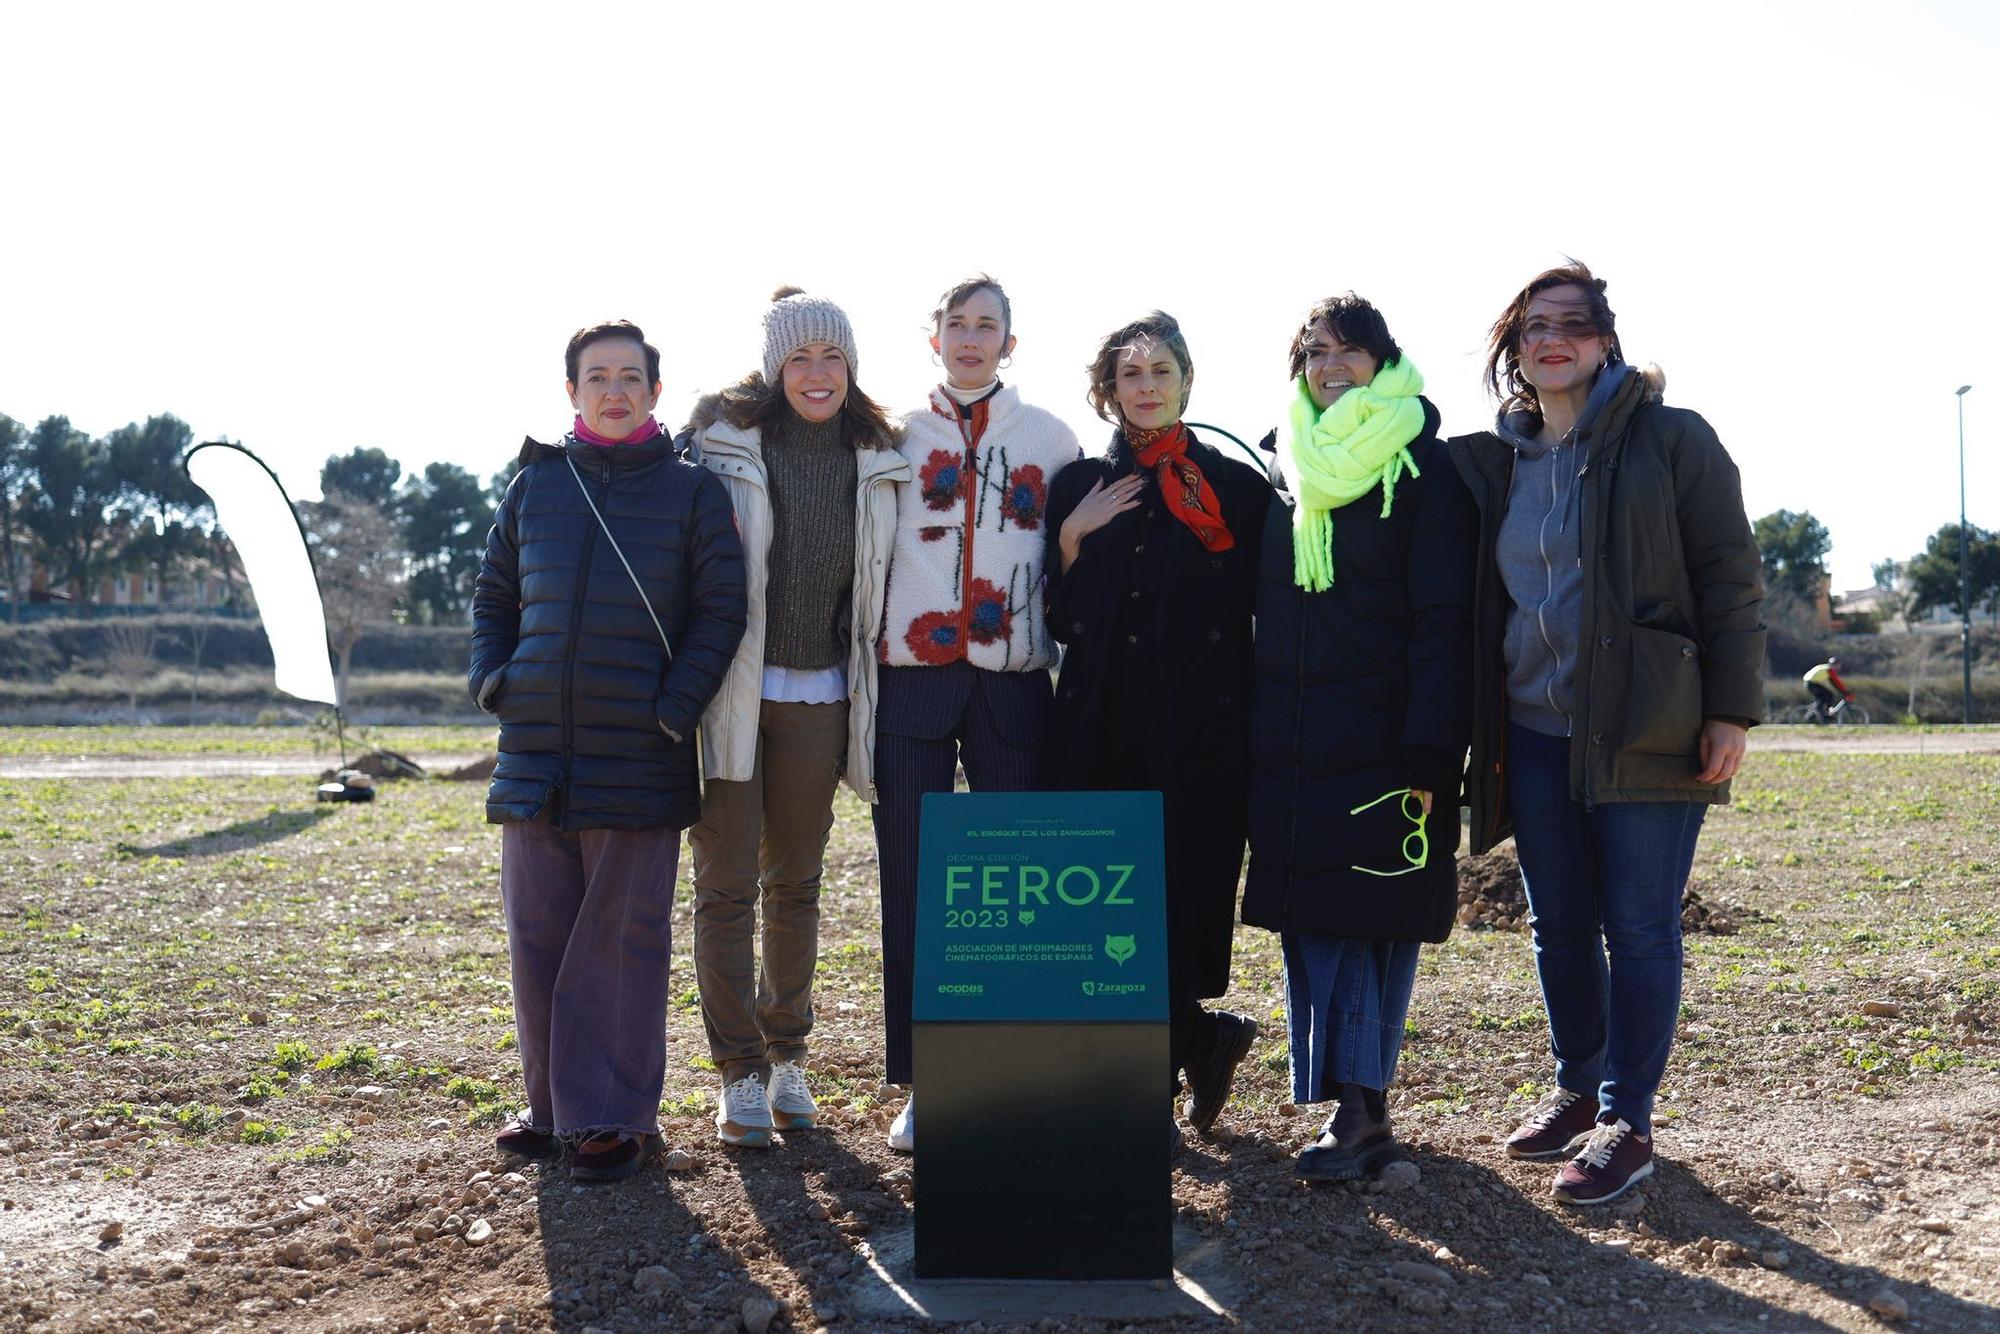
[184,614,218,721]
[305,489,408,711]
[101,619,161,716]
[1873,559,1939,722]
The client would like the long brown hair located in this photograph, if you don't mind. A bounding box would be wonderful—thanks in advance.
[1483,261,1626,417]
[694,370,895,451]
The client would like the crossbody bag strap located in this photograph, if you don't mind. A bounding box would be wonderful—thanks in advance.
[564,450,674,663]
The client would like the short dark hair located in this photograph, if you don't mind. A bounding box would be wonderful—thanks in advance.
[931,274,1012,338]
[1086,311,1193,423]
[1483,262,1625,414]
[1286,293,1403,380]
[566,320,661,387]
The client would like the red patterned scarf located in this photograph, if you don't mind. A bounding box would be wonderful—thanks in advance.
[1129,422,1233,553]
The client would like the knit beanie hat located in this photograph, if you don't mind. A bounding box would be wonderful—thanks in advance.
[762,286,859,385]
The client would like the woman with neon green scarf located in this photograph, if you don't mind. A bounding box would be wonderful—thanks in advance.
[1241,293,1477,1183]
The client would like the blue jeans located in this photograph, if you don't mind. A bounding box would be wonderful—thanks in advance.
[1506,724,1706,1133]
[1282,932,1422,1102]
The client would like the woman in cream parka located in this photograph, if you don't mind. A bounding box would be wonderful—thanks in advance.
[681,287,910,1150]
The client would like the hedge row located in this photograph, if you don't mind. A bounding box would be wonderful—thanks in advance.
[0,615,470,678]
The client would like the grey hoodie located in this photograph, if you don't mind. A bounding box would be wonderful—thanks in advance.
[1492,366,1633,737]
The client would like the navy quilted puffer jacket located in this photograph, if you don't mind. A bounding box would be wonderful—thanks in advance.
[469,434,746,831]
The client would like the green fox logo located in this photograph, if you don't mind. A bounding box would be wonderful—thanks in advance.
[1104,934,1136,965]
[1018,909,1036,925]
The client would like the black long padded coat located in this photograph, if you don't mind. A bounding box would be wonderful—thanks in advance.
[469,435,746,832]
[1240,407,1477,943]
[1043,429,1271,999]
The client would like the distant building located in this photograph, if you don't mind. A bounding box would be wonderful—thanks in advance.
[15,561,239,610]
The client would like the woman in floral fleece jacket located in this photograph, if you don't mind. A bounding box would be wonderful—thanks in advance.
[873,274,1081,1153]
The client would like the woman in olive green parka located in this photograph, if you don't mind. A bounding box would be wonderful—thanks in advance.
[1447,262,1764,1209]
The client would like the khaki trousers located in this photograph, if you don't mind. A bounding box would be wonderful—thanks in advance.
[690,698,847,1085]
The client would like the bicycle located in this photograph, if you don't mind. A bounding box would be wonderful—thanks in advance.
[1788,696,1870,726]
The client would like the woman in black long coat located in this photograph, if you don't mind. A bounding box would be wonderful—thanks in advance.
[1043,310,1271,1136]
[1242,294,1476,1181]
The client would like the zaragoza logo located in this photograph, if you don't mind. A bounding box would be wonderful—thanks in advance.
[1104,934,1136,966]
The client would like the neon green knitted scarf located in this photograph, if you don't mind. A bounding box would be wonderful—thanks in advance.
[1279,356,1426,591]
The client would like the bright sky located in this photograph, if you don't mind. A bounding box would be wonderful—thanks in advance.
[4,0,1995,590]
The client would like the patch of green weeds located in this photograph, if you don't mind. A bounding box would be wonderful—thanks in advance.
[284,1128,354,1164]
[445,1074,521,1125]
[660,1091,710,1118]
[237,1074,282,1103]
[315,1043,378,1074]
[271,1040,314,1070]
[239,1121,291,1145]
[1471,1007,1542,1033]
[173,1103,227,1135]
[1841,1043,1894,1076]
[1909,1046,1966,1075]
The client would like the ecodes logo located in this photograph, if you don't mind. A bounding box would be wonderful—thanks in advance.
[1104,934,1136,965]
[936,983,984,995]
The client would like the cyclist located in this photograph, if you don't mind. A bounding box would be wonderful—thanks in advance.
[1802,657,1853,723]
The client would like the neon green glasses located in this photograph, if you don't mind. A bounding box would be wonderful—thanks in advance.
[1348,787,1429,877]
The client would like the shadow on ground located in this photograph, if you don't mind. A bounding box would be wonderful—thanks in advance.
[117,806,338,858]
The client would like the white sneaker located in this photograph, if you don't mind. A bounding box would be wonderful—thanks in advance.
[888,1092,915,1154]
[715,1073,773,1148]
[769,1060,819,1130]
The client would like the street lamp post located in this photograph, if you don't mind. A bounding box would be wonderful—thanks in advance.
[1959,384,1974,726]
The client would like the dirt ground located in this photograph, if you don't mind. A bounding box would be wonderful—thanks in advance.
[1,726,1997,1332]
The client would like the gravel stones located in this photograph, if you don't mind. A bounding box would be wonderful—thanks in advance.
[1868,1287,1910,1321]
[741,1295,783,1334]
[1387,1260,1452,1288]
[1374,1161,1421,1193]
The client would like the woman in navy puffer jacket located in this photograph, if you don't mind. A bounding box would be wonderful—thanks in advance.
[469,319,745,1181]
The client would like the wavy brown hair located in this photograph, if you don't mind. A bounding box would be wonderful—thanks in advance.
[1484,261,1625,416]
[693,370,895,451]
[1085,310,1193,424]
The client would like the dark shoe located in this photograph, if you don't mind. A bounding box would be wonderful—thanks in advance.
[1504,1086,1598,1160]
[494,1115,556,1161]
[1296,1087,1397,1182]
[1182,1011,1258,1135]
[1552,1118,1653,1205]
[570,1131,663,1183]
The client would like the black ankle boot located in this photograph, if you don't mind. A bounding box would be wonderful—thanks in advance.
[1297,1084,1396,1182]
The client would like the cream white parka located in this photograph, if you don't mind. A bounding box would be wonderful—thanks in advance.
[688,418,910,801]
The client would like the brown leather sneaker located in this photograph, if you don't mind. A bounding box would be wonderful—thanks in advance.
[1552,1118,1654,1205]
[1504,1086,1598,1159]
[570,1131,663,1183]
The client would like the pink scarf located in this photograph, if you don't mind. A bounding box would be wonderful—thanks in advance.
[572,414,662,446]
